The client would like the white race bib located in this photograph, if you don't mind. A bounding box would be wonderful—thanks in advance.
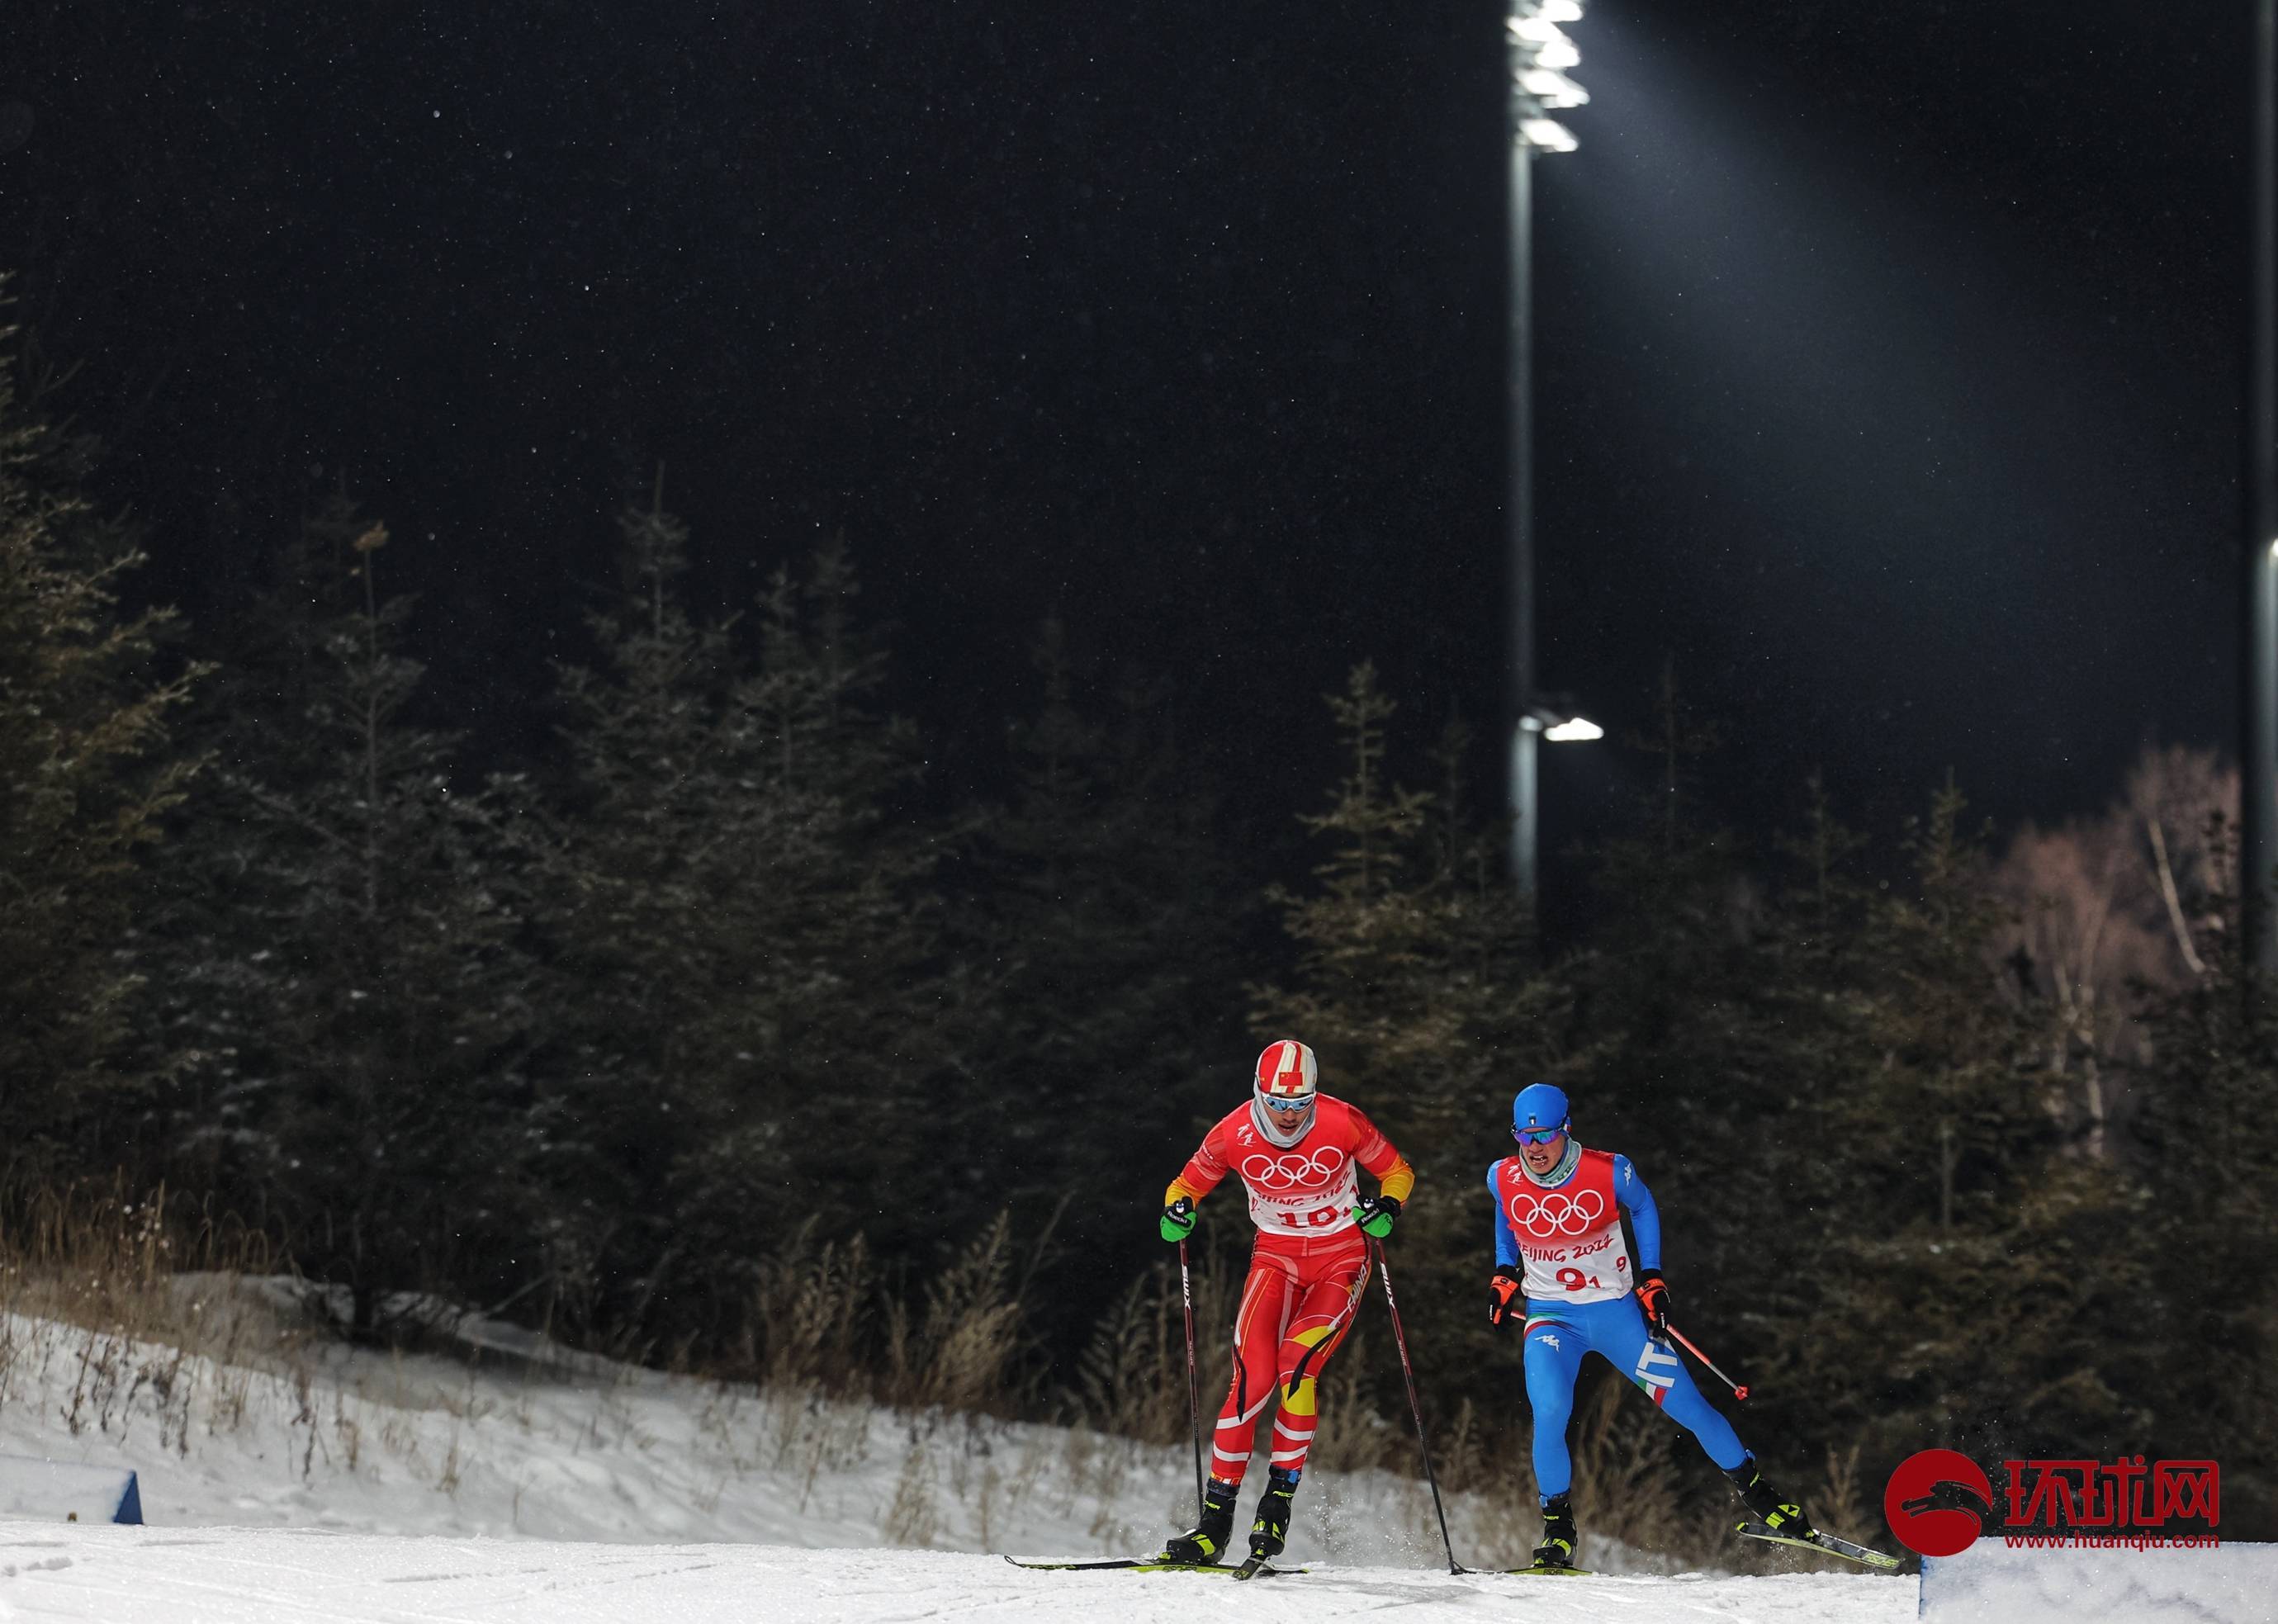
[1503,1183,1633,1304]
[1239,1145,1359,1237]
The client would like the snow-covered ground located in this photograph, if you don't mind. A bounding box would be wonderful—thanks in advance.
[1921,1544,2278,1624]
[0,1283,1925,1620]
[0,1526,1911,1623]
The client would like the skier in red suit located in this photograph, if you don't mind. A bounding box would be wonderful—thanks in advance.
[1154,1039,1414,1566]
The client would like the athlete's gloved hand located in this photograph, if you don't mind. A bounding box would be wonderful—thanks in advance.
[1636,1268,1670,1335]
[1352,1195,1400,1239]
[1488,1266,1524,1328]
[1159,1196,1197,1243]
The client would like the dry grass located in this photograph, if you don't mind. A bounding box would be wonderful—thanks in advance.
[740,1210,1049,1418]
[0,1180,320,1454]
[1072,1255,1235,1449]
[884,1211,1041,1415]
[0,1180,279,1346]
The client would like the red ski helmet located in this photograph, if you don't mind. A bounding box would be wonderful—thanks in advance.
[1253,1039,1319,1107]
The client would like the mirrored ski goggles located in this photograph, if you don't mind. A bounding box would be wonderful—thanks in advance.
[1257,1091,1316,1115]
[1512,1124,1566,1146]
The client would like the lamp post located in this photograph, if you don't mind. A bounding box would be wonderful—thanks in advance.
[2247,0,2278,968]
[1507,0,1589,891]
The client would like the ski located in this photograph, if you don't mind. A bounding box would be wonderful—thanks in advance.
[1503,1564,1592,1576]
[1002,1555,1165,1571]
[1734,1521,1901,1571]
[1001,1555,1303,1576]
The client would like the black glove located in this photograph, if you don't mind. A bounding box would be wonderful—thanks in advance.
[1159,1196,1196,1243]
[1353,1194,1400,1239]
[1488,1266,1524,1328]
[1636,1268,1669,1334]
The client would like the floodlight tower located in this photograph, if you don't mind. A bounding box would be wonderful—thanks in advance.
[1507,0,1592,891]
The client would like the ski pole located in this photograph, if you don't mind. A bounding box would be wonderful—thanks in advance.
[1178,1239,1205,1518]
[1371,1239,1465,1575]
[1663,1322,1750,1401]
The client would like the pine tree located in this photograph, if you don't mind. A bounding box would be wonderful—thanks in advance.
[1568,712,2142,1510]
[0,327,200,1169]
[537,500,944,1352]
[1760,778,2145,1488]
[2129,841,2278,1531]
[1254,664,1580,1416]
[948,617,1247,1355]
[144,499,541,1335]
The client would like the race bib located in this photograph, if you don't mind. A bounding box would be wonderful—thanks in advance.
[1239,1144,1359,1237]
[1498,1154,1633,1304]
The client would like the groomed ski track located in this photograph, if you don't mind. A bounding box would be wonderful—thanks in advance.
[0,1522,1911,1623]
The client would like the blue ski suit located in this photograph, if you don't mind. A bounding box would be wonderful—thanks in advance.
[1489,1144,1747,1503]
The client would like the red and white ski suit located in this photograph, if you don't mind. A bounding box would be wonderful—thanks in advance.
[1166,1095,1414,1482]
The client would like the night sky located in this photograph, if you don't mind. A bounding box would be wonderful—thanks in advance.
[0,0,2249,868]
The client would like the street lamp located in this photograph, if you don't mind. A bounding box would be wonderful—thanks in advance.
[1508,0,1590,892]
[1515,698,1603,895]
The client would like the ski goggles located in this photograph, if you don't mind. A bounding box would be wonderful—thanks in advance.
[1257,1090,1316,1114]
[1512,1124,1566,1146]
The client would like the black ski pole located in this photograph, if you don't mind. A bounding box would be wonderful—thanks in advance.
[1371,1239,1464,1575]
[1179,1238,1205,1518]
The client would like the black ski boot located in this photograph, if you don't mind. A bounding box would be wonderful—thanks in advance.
[1161,1476,1240,1564]
[1727,1457,1817,1539]
[1246,1467,1301,1560]
[1531,1492,1579,1570]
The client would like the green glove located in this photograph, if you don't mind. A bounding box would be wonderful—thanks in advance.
[1353,1195,1400,1240]
[1160,1196,1196,1243]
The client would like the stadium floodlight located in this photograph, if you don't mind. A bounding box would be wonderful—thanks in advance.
[1508,0,1589,154]
[1520,118,1579,154]
[1520,69,1589,110]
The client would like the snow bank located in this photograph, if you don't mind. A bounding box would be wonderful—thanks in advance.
[1919,1542,2277,1624]
[0,1290,1555,1566]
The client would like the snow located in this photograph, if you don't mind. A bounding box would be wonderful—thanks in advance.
[0,1528,1914,1623]
[1920,1543,2278,1624]
[0,1288,1918,1621]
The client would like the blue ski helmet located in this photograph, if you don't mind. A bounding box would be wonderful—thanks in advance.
[1513,1082,1570,1137]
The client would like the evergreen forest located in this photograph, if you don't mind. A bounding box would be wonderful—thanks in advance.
[3,340,2271,1544]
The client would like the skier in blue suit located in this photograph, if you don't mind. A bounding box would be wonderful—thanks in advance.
[1487,1082,1815,1570]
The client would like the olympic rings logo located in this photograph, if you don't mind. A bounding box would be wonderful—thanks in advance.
[1506,1188,1606,1238]
[1240,1148,1348,1191]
